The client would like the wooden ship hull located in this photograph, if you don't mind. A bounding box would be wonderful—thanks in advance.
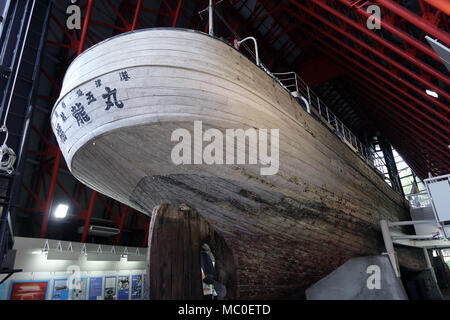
[51,29,425,299]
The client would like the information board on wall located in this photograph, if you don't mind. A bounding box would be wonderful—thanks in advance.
[88,277,103,300]
[1,270,145,300]
[131,274,142,299]
[117,275,130,300]
[71,278,88,300]
[104,276,117,300]
[9,281,49,300]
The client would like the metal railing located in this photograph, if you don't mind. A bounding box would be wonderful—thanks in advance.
[272,71,388,177]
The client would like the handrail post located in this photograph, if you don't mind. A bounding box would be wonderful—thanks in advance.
[208,0,214,36]
[237,36,260,66]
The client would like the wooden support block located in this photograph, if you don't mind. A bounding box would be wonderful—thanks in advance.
[146,203,237,300]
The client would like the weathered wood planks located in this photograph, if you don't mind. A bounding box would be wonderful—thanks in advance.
[51,29,425,299]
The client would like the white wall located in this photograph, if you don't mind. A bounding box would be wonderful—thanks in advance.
[0,237,148,300]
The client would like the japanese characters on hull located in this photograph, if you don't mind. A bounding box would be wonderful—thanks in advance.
[52,70,131,154]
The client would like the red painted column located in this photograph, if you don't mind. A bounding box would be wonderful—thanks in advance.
[77,0,94,55]
[115,205,130,245]
[172,0,183,27]
[81,191,97,242]
[39,149,61,238]
[143,220,150,247]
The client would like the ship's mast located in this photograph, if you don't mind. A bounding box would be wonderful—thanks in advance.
[209,0,214,36]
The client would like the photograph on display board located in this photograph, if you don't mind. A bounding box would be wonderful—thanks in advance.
[88,277,103,300]
[104,276,117,300]
[143,274,148,299]
[52,279,69,300]
[70,278,87,300]
[9,281,49,300]
[117,275,130,300]
[131,275,142,299]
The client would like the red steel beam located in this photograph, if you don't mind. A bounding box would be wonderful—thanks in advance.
[423,0,450,15]
[289,0,450,105]
[315,45,449,174]
[335,0,441,62]
[131,0,142,30]
[297,23,449,170]
[375,0,450,46]
[81,191,97,242]
[39,150,61,237]
[142,220,150,247]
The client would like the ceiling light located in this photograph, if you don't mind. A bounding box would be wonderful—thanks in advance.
[54,204,69,218]
[425,89,438,98]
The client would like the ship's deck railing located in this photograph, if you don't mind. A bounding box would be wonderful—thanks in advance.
[272,71,388,177]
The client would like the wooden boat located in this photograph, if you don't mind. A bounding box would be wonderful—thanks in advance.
[51,28,425,299]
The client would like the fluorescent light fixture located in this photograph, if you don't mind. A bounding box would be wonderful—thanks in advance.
[54,204,69,218]
[86,252,121,261]
[425,89,438,98]
[47,250,80,261]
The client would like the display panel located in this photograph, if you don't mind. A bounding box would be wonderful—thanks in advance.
[9,281,49,300]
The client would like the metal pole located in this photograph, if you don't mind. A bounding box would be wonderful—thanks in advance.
[2,0,36,131]
[208,0,214,36]
[388,220,438,227]
[380,220,401,277]
[81,191,97,242]
[131,0,142,30]
[423,248,439,285]
[237,37,260,66]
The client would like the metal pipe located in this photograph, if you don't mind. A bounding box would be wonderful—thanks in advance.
[288,1,450,106]
[392,233,440,240]
[375,0,450,46]
[299,96,311,114]
[380,220,401,277]
[388,220,438,227]
[423,248,439,285]
[237,36,260,66]
[208,0,214,36]
[131,0,142,30]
